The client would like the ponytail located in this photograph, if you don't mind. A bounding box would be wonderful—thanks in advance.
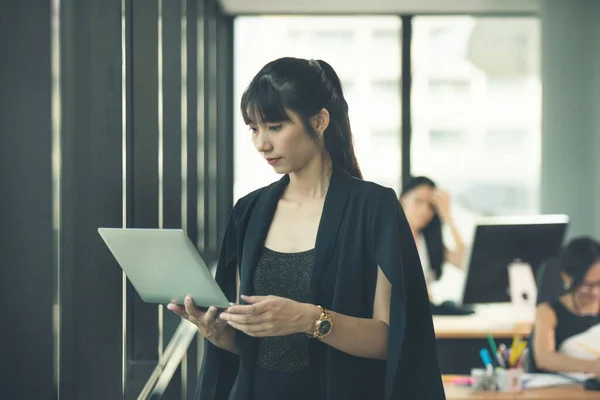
[315,60,363,179]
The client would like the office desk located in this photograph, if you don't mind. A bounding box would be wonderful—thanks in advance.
[434,304,533,374]
[434,303,533,339]
[443,376,597,399]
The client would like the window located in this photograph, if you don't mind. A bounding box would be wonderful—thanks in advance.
[428,78,471,96]
[372,28,398,47]
[234,16,402,199]
[411,16,541,230]
[429,129,469,149]
[371,129,398,139]
[372,78,399,97]
[483,129,526,151]
[314,30,355,46]
[487,77,528,94]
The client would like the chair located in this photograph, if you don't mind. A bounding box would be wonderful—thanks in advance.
[534,257,564,305]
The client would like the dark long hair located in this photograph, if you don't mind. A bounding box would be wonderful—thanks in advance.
[560,236,600,292]
[401,176,444,280]
[240,57,362,179]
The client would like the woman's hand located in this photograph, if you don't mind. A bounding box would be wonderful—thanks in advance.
[167,296,229,340]
[432,189,452,223]
[219,295,320,337]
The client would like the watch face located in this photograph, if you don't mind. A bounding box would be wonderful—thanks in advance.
[318,320,332,335]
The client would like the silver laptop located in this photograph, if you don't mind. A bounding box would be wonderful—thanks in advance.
[98,228,231,309]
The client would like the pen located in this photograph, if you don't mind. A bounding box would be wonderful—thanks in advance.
[486,332,499,366]
[498,343,509,366]
[510,336,521,367]
[450,377,474,386]
[516,348,528,369]
[480,348,494,374]
[496,350,506,368]
[578,342,600,357]
[510,335,520,354]
[511,340,527,367]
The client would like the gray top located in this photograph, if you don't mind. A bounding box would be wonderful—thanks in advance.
[252,247,314,372]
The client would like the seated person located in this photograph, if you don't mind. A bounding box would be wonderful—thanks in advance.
[530,237,600,376]
[399,176,466,295]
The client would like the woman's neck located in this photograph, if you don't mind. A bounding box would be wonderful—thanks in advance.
[286,154,332,201]
[412,229,421,243]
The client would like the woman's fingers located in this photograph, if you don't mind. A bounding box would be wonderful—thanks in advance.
[167,303,189,319]
[226,320,272,337]
[184,296,205,319]
[219,311,261,324]
[224,304,261,315]
[168,298,213,323]
[204,306,218,322]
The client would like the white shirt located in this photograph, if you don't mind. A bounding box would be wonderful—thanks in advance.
[416,233,434,286]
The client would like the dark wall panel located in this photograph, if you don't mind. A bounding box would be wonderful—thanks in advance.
[216,13,235,243]
[204,0,219,257]
[0,2,55,398]
[128,0,161,396]
[59,0,124,398]
[186,0,199,249]
[162,0,185,353]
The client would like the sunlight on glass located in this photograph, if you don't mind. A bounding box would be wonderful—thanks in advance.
[411,17,541,242]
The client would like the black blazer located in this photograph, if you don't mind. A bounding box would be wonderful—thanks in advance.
[195,168,445,400]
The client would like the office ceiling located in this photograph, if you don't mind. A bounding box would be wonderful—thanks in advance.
[218,0,540,15]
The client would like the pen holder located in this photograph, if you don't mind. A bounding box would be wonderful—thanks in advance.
[495,368,524,392]
[470,368,497,392]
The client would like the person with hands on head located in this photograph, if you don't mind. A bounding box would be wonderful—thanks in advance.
[169,57,444,400]
[399,176,466,289]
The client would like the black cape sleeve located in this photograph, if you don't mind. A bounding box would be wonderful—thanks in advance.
[372,188,446,400]
[194,204,241,400]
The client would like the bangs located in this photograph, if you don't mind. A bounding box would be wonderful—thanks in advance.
[241,76,292,125]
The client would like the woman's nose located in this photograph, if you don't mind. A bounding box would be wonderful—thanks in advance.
[254,130,272,152]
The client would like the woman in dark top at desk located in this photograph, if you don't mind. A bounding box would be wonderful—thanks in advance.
[167,57,444,399]
[531,237,600,376]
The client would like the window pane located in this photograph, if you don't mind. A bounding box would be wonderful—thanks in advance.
[411,16,541,240]
[234,16,402,200]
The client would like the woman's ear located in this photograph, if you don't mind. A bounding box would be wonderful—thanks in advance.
[311,108,330,137]
[560,271,572,291]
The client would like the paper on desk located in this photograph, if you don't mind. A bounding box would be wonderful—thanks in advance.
[523,372,591,388]
[560,323,600,360]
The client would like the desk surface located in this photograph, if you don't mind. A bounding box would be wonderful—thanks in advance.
[443,376,597,399]
[434,303,533,339]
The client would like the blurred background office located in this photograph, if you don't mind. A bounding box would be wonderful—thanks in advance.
[1,0,599,398]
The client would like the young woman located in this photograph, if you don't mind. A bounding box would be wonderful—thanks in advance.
[530,237,600,375]
[168,57,443,399]
[399,176,466,288]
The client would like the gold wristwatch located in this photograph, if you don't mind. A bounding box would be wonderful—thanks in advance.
[310,305,333,339]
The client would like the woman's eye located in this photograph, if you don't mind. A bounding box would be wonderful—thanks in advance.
[268,125,282,132]
[248,126,257,133]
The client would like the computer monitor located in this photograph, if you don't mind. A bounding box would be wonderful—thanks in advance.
[460,214,569,305]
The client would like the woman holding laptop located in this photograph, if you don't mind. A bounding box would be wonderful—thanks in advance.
[167,57,443,399]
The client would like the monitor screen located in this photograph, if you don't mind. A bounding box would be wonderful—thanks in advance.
[460,215,569,305]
